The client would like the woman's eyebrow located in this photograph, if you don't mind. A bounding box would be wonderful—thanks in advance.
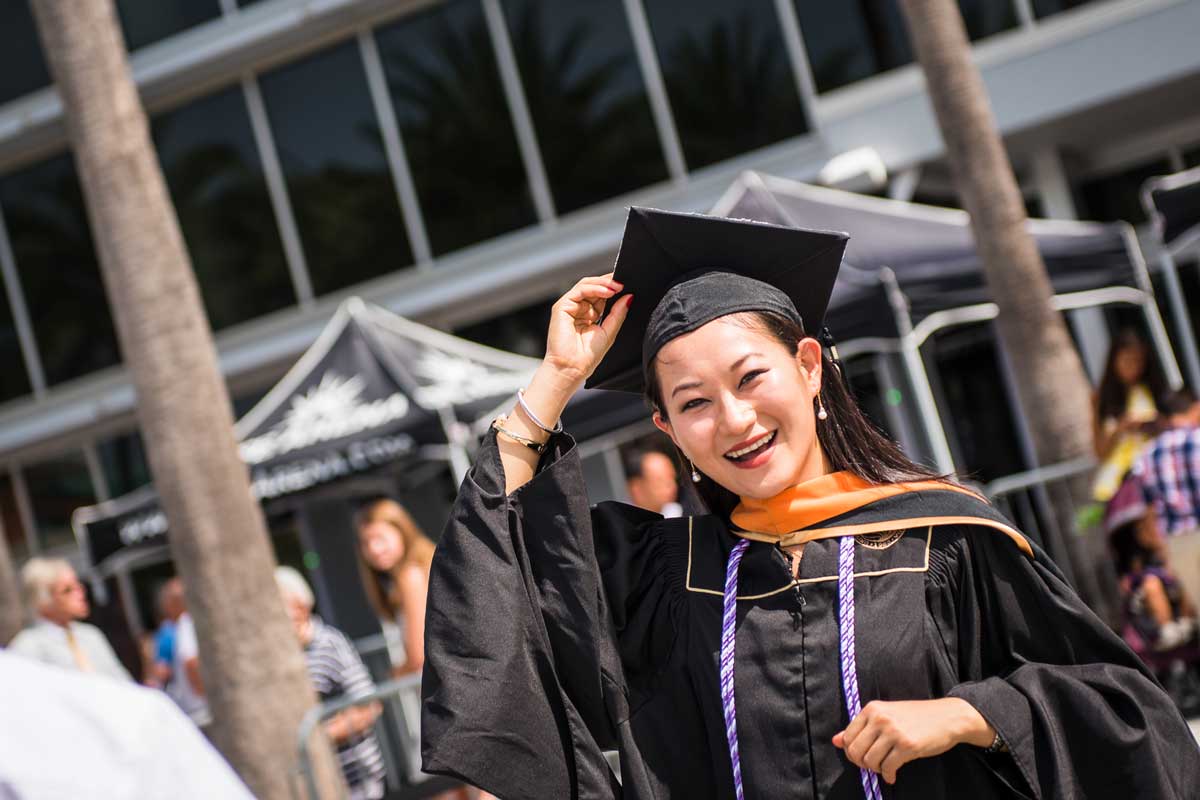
[669,353,765,399]
[670,380,702,399]
[728,353,763,372]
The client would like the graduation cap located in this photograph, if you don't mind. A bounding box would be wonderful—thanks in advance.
[587,207,849,393]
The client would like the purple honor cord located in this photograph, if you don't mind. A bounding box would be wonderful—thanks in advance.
[719,536,883,800]
[720,538,750,800]
[838,535,884,800]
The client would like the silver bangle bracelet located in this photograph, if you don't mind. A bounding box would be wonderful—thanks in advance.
[516,389,563,435]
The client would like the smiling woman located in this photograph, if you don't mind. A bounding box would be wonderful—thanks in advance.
[421,208,1200,800]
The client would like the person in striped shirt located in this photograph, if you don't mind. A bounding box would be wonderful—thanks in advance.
[276,566,387,800]
[1131,388,1200,626]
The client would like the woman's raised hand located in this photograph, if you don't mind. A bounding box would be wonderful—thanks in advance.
[495,274,632,494]
[544,273,633,387]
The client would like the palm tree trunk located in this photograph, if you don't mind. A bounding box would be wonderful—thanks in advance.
[28,2,342,796]
[897,0,1107,613]
[0,532,22,645]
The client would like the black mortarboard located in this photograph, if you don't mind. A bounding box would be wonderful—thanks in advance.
[587,207,849,393]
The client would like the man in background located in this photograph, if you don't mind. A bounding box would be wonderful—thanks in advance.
[8,557,130,682]
[624,446,683,518]
[276,566,386,800]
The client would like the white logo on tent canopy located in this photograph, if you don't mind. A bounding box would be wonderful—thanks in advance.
[239,372,411,465]
[413,350,531,409]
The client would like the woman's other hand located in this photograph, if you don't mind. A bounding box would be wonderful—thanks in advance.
[544,273,632,387]
[832,698,995,785]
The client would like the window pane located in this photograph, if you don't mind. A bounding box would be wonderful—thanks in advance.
[23,452,96,552]
[501,0,668,214]
[0,154,122,385]
[258,41,413,295]
[153,86,297,330]
[0,473,30,563]
[0,2,51,105]
[374,0,537,256]
[793,2,911,93]
[97,431,152,498]
[1032,0,1101,20]
[0,266,31,403]
[1077,158,1171,225]
[796,1,1016,94]
[643,0,809,170]
[115,0,222,52]
[958,1,1017,41]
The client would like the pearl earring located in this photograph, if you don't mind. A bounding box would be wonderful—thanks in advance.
[689,460,701,483]
[816,392,828,421]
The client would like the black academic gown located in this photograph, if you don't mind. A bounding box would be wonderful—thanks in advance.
[422,432,1200,799]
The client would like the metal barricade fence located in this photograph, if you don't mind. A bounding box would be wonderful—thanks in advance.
[983,456,1097,567]
[983,456,1119,624]
[294,673,434,800]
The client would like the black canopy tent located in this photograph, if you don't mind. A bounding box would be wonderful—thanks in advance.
[1143,166,1200,390]
[712,171,1181,472]
[72,298,645,640]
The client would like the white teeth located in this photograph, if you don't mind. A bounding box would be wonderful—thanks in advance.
[726,431,775,458]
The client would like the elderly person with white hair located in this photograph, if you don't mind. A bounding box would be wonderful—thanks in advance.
[275,566,387,800]
[8,557,130,682]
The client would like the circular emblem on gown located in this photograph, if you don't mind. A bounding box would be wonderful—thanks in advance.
[857,529,905,550]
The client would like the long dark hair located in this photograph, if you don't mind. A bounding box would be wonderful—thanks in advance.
[644,311,946,520]
[1096,329,1166,422]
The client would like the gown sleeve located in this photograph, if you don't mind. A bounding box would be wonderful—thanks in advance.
[938,528,1200,799]
[421,431,679,800]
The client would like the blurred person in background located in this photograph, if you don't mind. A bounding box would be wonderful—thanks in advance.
[0,650,254,799]
[142,578,184,689]
[167,577,211,728]
[355,502,493,799]
[624,446,683,518]
[356,498,435,676]
[1092,329,1167,501]
[1108,473,1200,713]
[276,566,386,800]
[1131,388,1200,619]
[1109,500,1197,652]
[8,557,130,682]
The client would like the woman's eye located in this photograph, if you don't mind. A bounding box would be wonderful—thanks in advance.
[740,369,766,388]
[681,398,706,412]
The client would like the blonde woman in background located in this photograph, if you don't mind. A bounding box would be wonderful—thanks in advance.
[355,498,436,676]
[356,501,494,800]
